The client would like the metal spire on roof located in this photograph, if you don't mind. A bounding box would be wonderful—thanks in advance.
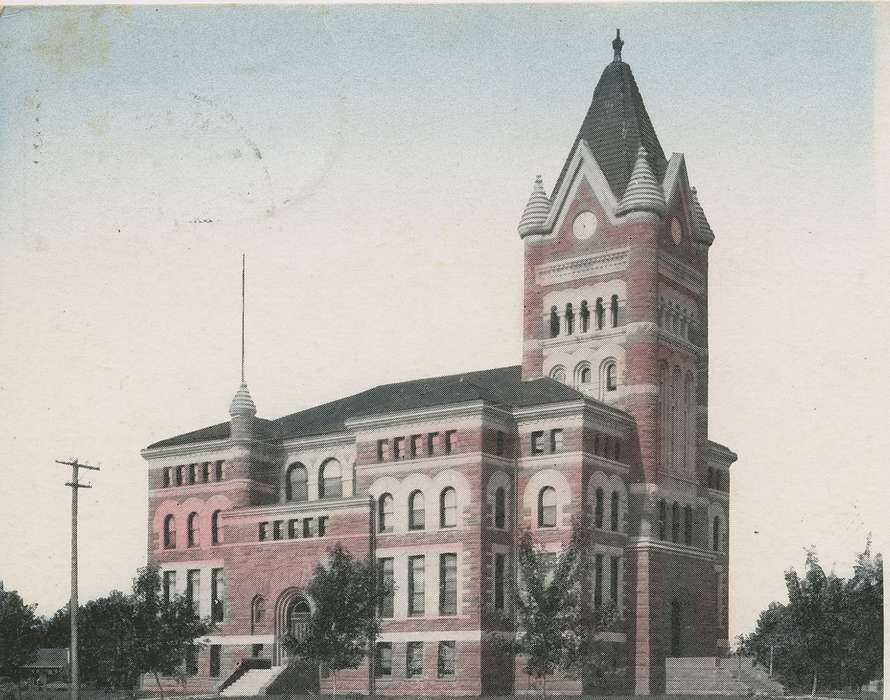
[230,253,257,419]
[612,29,624,62]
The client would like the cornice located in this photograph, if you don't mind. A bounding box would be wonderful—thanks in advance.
[535,248,629,287]
[512,399,587,423]
[706,440,739,467]
[658,254,706,296]
[141,435,280,462]
[625,536,717,562]
[541,327,625,352]
[149,478,276,497]
[279,431,354,451]
[225,495,371,520]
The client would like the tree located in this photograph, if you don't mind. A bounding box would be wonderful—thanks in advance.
[0,582,43,681]
[843,538,883,691]
[282,543,388,698]
[499,522,619,695]
[130,563,212,699]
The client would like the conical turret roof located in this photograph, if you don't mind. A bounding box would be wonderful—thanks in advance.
[517,175,551,238]
[616,146,666,217]
[552,32,667,202]
[229,382,257,417]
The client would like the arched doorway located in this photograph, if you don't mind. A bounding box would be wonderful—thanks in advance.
[272,589,319,693]
[287,598,311,641]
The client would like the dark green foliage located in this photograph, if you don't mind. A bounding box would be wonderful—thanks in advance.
[282,543,389,692]
[0,582,43,680]
[743,540,883,694]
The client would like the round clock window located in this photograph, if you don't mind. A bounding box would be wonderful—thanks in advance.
[572,210,597,240]
[671,217,683,245]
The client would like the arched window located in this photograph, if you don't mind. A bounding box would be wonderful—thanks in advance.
[565,303,574,335]
[187,512,199,548]
[712,516,721,552]
[715,470,723,491]
[319,459,342,499]
[707,467,714,488]
[580,301,590,332]
[595,298,605,330]
[378,493,394,533]
[440,487,457,528]
[593,433,600,456]
[286,463,308,502]
[251,596,266,633]
[659,499,667,540]
[211,510,222,545]
[549,306,560,338]
[163,514,176,549]
[408,490,425,530]
[579,365,592,385]
[538,486,557,528]
[550,366,566,384]
[614,440,621,462]
[683,505,693,545]
[671,502,680,542]
[610,491,620,531]
[605,362,618,392]
[610,294,619,328]
[594,487,604,528]
[494,487,506,529]
[671,600,683,656]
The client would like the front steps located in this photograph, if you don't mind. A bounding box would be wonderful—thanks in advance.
[219,665,287,697]
[667,657,784,695]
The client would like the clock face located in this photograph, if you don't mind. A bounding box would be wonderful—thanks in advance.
[572,210,597,240]
[671,217,683,245]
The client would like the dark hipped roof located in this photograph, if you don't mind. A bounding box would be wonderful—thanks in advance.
[552,58,667,202]
[146,366,583,450]
[22,649,68,669]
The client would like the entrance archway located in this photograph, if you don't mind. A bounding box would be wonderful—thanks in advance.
[274,588,312,665]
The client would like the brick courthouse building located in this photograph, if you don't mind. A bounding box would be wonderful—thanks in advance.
[141,33,736,696]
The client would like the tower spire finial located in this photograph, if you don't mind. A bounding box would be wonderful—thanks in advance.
[241,252,246,383]
[612,29,624,62]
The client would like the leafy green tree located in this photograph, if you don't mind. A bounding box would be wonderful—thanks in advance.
[501,522,619,695]
[0,582,43,681]
[842,539,883,691]
[130,563,212,699]
[282,543,388,698]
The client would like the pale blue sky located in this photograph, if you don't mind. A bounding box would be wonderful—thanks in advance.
[0,4,884,641]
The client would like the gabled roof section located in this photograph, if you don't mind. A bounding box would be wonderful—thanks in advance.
[145,366,584,450]
[553,41,667,202]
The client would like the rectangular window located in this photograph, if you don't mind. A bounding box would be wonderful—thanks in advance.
[303,518,314,538]
[610,556,620,604]
[209,645,221,678]
[610,491,619,532]
[163,570,176,602]
[659,500,667,540]
[427,432,440,456]
[595,489,604,529]
[188,464,196,485]
[375,643,392,678]
[439,553,458,616]
[378,558,394,618]
[594,554,603,609]
[684,506,693,545]
[550,428,563,453]
[614,441,621,462]
[406,642,424,678]
[394,437,406,460]
[186,569,200,615]
[496,430,505,456]
[288,519,299,539]
[318,516,328,537]
[408,555,425,616]
[273,521,283,540]
[175,466,184,486]
[215,460,224,480]
[377,439,389,462]
[444,430,457,455]
[211,568,224,622]
[202,462,210,482]
[259,522,269,541]
[185,645,198,676]
[411,434,424,459]
[437,641,456,678]
[162,468,171,488]
[531,431,545,455]
[494,553,505,612]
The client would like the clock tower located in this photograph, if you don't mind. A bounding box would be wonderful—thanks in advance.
[517,31,730,693]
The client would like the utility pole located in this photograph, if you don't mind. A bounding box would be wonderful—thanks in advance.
[57,458,100,700]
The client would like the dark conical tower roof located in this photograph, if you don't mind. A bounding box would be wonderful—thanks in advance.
[553,31,668,201]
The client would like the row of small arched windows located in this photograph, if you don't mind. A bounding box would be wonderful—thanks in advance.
[163,511,223,549]
[377,487,459,532]
[284,459,342,501]
[656,500,723,552]
[550,360,617,392]
[550,295,619,338]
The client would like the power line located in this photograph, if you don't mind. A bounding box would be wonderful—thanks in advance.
[56,458,99,700]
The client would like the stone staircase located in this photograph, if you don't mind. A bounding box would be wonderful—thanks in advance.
[219,665,287,697]
[667,656,784,695]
